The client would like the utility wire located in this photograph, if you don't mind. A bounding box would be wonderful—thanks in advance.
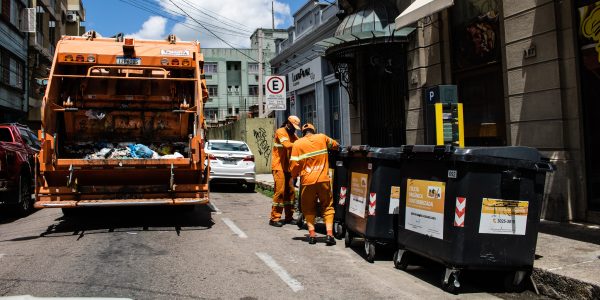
[120,0,252,38]
[167,0,261,63]
[168,0,253,32]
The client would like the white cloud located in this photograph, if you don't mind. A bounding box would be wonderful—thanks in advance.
[126,16,168,40]
[156,0,292,48]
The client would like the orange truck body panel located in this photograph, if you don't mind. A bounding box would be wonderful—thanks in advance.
[34,36,210,208]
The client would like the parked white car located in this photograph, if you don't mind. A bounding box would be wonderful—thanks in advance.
[205,140,256,192]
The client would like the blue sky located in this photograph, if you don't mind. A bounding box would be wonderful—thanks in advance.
[83,0,307,47]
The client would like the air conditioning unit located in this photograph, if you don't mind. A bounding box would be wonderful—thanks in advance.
[66,11,78,23]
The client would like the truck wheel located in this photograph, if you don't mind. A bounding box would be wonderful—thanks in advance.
[61,208,79,218]
[333,221,345,240]
[365,240,376,263]
[13,175,33,217]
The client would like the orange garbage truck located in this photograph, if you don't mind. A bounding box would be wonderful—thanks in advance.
[34,34,210,213]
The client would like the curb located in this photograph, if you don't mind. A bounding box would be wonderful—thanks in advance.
[532,267,600,300]
[256,181,274,193]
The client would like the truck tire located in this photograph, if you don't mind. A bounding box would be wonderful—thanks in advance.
[12,175,33,217]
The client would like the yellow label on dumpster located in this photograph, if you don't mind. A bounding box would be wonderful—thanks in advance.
[405,179,445,240]
[479,198,529,235]
[349,172,368,218]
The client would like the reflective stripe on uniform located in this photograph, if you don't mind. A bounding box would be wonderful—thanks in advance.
[272,202,285,207]
[290,148,328,161]
[327,139,334,149]
[280,137,289,142]
[273,143,284,148]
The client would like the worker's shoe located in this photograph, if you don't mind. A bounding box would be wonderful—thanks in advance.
[284,219,298,225]
[269,220,284,227]
[308,236,317,244]
[325,235,336,246]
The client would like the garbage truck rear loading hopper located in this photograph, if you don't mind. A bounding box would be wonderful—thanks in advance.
[34,35,210,209]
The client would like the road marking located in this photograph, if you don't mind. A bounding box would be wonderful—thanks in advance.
[222,218,247,238]
[256,252,304,292]
[548,259,597,271]
[208,202,222,214]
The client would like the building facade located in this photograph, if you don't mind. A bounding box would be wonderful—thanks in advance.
[27,0,85,128]
[203,29,287,125]
[0,0,28,123]
[271,1,351,146]
[389,0,597,223]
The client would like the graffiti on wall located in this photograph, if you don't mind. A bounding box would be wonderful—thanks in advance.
[253,127,271,166]
[581,4,600,62]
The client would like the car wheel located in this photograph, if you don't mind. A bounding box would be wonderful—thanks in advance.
[13,175,33,217]
[245,183,256,192]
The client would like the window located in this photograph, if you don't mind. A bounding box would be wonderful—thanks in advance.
[207,85,218,97]
[0,128,13,142]
[9,0,23,28]
[205,108,218,120]
[49,20,56,51]
[248,85,259,96]
[248,63,259,74]
[207,142,249,152]
[0,49,23,90]
[204,62,218,74]
[18,128,34,147]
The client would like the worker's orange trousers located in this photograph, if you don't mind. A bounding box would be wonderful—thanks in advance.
[301,181,334,231]
[270,170,296,222]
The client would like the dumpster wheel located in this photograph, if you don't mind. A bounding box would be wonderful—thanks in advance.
[333,221,345,240]
[393,249,410,271]
[441,268,461,294]
[364,240,376,263]
[503,270,530,293]
[344,230,353,248]
[296,213,306,229]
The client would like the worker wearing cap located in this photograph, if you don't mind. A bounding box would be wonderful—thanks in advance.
[290,123,339,245]
[269,116,301,227]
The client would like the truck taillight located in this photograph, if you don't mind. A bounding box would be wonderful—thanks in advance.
[75,55,84,62]
[243,155,254,162]
[171,59,180,66]
[161,58,169,66]
[65,55,73,62]
[182,59,190,66]
[87,55,96,63]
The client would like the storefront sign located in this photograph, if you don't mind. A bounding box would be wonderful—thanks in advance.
[288,58,322,92]
[349,172,369,218]
[479,198,528,235]
[405,179,445,240]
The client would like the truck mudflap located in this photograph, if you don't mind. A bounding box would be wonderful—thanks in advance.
[34,197,209,208]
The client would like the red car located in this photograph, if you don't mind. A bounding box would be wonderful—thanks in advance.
[0,123,41,216]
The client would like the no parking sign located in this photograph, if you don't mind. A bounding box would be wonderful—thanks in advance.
[266,76,286,110]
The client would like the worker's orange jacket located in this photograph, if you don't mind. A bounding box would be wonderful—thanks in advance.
[289,134,339,186]
[271,127,298,172]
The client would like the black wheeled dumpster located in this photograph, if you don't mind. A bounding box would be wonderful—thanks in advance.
[344,146,404,262]
[332,149,350,239]
[392,145,554,293]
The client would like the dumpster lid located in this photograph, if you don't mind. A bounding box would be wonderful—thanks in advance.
[454,147,541,162]
[367,147,403,160]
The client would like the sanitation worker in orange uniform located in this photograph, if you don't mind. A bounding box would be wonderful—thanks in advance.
[289,123,339,245]
[269,116,301,227]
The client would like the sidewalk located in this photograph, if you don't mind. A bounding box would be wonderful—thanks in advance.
[254,173,600,299]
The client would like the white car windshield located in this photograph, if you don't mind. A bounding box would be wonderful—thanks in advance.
[208,142,249,152]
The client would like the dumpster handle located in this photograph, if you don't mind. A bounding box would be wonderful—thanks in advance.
[535,162,555,172]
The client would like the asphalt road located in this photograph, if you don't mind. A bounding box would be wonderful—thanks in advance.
[0,185,548,299]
